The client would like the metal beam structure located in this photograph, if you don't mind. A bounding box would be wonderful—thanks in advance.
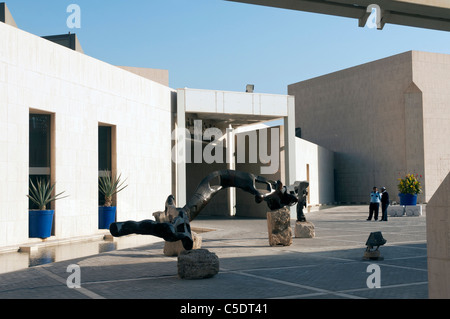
[227,0,450,31]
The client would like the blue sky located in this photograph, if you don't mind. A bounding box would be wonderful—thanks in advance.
[5,0,450,94]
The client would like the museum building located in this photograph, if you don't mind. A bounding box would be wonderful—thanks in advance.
[0,3,335,250]
[2,2,449,253]
[289,50,450,204]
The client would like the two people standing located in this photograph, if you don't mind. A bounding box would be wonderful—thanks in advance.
[367,186,389,221]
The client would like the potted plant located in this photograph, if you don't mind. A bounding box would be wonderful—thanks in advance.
[98,171,128,229]
[397,174,422,206]
[27,178,68,239]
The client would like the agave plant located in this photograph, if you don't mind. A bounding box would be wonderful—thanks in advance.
[99,171,128,207]
[28,178,68,210]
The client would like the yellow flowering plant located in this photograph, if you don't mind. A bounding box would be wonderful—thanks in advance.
[397,174,422,195]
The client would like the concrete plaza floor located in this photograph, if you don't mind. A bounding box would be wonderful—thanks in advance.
[0,205,428,300]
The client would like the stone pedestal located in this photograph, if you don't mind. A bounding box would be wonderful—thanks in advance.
[267,207,292,246]
[295,221,315,238]
[164,231,202,256]
[363,250,384,260]
[177,249,219,280]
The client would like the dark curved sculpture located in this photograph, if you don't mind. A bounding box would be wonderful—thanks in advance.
[109,170,309,251]
[110,209,194,250]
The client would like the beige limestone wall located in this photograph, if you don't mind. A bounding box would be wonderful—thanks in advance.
[289,51,415,203]
[117,66,169,87]
[0,22,173,248]
[412,51,450,202]
[289,50,450,204]
[426,171,450,298]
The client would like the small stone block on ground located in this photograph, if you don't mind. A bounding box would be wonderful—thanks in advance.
[267,207,292,246]
[103,234,115,241]
[164,231,202,256]
[177,248,219,280]
[295,221,315,238]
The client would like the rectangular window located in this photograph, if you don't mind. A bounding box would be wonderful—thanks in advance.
[29,113,51,209]
[98,126,112,172]
[98,125,114,206]
[29,114,51,171]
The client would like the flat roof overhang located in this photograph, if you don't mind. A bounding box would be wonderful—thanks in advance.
[226,0,450,31]
[178,88,293,128]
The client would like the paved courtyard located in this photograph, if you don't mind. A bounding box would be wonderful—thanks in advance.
[0,205,427,301]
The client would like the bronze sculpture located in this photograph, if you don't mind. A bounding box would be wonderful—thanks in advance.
[109,170,309,250]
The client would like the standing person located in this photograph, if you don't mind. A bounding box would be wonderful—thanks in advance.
[297,188,308,222]
[367,186,381,221]
[380,187,389,221]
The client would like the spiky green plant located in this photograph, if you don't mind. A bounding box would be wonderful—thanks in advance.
[28,178,68,210]
[99,171,128,207]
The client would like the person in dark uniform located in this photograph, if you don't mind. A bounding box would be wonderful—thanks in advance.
[367,186,381,221]
[380,187,389,221]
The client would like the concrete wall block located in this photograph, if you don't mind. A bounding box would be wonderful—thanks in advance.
[405,205,422,216]
[388,206,404,217]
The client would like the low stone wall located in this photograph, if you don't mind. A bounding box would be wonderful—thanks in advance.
[387,205,422,217]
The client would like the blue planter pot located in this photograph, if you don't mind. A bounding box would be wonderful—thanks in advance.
[399,193,418,206]
[29,210,54,239]
[99,206,116,229]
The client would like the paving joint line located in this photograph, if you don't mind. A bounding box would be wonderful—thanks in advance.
[82,274,178,285]
[220,267,366,299]
[36,266,105,299]
[276,281,428,299]
[338,281,428,294]
[282,250,428,272]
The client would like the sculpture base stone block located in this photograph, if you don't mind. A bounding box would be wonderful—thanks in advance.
[177,249,219,280]
[295,221,315,238]
[267,208,292,246]
[363,250,384,261]
[164,231,202,256]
